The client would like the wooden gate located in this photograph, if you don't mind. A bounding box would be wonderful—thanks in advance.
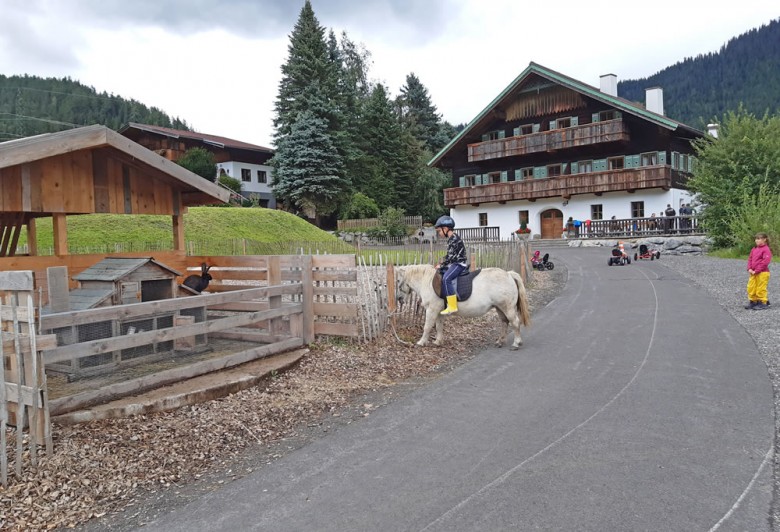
[541,209,563,239]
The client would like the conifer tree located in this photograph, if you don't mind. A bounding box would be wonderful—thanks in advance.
[272,102,347,222]
[397,73,443,152]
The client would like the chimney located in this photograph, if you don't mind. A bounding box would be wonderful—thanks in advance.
[600,73,617,97]
[707,123,720,138]
[645,87,664,115]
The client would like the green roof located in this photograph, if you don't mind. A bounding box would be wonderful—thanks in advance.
[429,62,703,167]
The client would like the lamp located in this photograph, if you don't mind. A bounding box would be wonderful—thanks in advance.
[562,200,569,206]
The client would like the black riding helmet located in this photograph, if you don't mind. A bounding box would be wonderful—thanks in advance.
[434,215,455,229]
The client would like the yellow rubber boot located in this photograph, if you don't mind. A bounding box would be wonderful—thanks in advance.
[440,295,459,315]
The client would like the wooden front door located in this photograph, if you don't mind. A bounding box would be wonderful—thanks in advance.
[541,209,564,239]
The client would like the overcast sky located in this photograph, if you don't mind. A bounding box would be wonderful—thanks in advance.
[1,0,777,147]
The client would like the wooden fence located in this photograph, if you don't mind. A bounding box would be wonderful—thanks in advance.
[1,271,54,486]
[337,215,423,231]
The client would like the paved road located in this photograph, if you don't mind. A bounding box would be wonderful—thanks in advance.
[141,247,774,531]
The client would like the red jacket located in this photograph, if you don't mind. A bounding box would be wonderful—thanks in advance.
[748,244,772,273]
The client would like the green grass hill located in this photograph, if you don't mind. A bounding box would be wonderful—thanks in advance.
[21,207,353,255]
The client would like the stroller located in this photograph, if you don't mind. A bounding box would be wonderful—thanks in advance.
[634,244,661,261]
[531,251,554,271]
[608,244,631,266]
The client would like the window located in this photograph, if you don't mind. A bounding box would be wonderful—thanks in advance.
[608,157,624,170]
[578,160,593,173]
[640,152,658,166]
[241,168,251,182]
[631,201,645,218]
[521,168,533,180]
[487,131,500,141]
[488,172,501,184]
[555,117,571,129]
[591,204,603,220]
[519,124,534,135]
[478,213,488,226]
[599,110,617,121]
[518,210,529,225]
[547,164,562,177]
[464,175,476,186]
[257,170,267,183]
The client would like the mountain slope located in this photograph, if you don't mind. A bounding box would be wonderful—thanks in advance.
[618,18,780,127]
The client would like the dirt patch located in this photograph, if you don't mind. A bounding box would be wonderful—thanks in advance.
[0,267,566,531]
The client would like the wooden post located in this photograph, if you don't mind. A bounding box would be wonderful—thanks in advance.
[301,255,314,344]
[520,242,527,283]
[470,253,476,272]
[52,214,68,256]
[386,263,396,329]
[25,218,37,256]
[267,256,281,339]
[172,213,185,252]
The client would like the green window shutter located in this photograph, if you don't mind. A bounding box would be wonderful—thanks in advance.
[561,163,569,174]
[513,127,520,136]
[498,130,506,139]
[630,155,640,168]
[592,113,599,123]
[571,161,579,174]
[615,111,622,119]
[500,170,508,182]
[533,167,541,179]
[481,133,488,142]
[532,124,540,133]
[671,152,678,169]
[571,116,579,126]
[549,120,556,130]
[595,159,607,172]
[459,176,466,187]
[514,169,522,180]
[539,167,548,178]
[658,151,666,164]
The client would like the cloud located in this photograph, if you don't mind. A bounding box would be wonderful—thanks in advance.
[0,0,83,73]
[61,0,455,42]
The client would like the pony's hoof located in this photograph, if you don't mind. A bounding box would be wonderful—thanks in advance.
[416,341,427,347]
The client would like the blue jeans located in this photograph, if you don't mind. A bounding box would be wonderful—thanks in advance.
[442,263,467,297]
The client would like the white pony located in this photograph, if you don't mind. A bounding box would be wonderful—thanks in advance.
[395,264,531,349]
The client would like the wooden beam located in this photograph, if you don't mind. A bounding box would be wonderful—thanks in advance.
[52,213,68,256]
[26,218,37,256]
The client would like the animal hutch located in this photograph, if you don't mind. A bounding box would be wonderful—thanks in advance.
[44,257,208,379]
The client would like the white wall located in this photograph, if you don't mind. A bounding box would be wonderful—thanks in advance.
[450,188,696,239]
[216,161,274,195]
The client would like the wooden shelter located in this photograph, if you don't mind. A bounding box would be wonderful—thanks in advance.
[0,125,230,258]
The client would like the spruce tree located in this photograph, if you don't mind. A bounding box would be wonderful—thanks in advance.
[271,104,347,222]
[397,73,443,152]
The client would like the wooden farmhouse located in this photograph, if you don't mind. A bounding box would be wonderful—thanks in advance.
[430,62,709,240]
[0,125,230,296]
[120,123,277,208]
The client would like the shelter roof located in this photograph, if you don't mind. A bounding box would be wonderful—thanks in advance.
[73,257,182,282]
[0,125,231,207]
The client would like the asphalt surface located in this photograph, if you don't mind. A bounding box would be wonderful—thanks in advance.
[140,247,774,531]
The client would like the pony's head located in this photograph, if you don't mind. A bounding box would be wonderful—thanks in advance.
[395,267,413,303]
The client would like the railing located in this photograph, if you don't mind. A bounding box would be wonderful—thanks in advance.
[570,216,701,238]
[456,226,501,242]
[444,166,687,207]
[468,119,629,162]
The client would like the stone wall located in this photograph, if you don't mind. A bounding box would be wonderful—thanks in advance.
[568,235,712,255]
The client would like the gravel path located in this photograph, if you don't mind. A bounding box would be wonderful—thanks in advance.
[660,254,779,527]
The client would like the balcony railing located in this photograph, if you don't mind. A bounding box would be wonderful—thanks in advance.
[575,216,701,238]
[444,166,687,207]
[468,119,629,162]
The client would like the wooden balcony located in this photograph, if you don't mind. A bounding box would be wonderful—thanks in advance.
[445,166,678,207]
[468,119,629,162]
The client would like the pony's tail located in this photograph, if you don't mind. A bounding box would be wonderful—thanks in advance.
[510,271,531,327]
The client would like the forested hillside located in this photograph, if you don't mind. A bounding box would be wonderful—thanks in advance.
[619,18,780,128]
[0,75,190,142]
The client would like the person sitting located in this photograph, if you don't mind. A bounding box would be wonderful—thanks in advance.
[434,215,468,315]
